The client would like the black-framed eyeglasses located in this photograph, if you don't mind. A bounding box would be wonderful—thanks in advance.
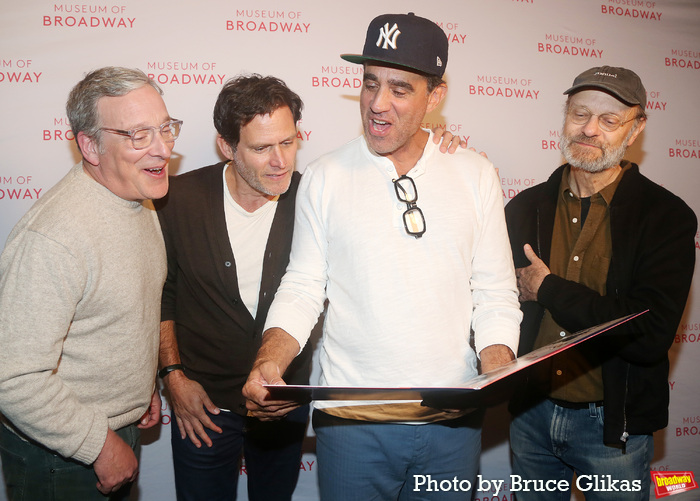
[393,175,426,238]
[566,106,637,132]
[99,119,183,150]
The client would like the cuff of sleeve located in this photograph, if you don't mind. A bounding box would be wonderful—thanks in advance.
[71,413,109,465]
[262,323,307,356]
[160,310,175,322]
[473,318,521,359]
[537,274,563,307]
[263,297,318,355]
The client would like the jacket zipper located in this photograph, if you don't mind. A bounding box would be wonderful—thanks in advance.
[620,363,630,442]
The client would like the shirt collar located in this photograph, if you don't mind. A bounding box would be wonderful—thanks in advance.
[561,161,631,205]
[363,129,434,180]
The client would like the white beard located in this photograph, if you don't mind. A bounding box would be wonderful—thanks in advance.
[560,127,634,173]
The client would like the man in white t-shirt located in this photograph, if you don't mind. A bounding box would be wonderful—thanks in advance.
[243,13,522,501]
[154,75,312,501]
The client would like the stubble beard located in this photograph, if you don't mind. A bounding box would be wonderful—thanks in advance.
[233,155,291,197]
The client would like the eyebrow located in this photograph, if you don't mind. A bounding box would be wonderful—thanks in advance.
[363,73,415,92]
[121,116,175,130]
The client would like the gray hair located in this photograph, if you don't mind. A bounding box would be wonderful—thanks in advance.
[66,67,162,150]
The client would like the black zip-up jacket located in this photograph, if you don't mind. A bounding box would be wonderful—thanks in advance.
[155,163,312,416]
[505,163,696,444]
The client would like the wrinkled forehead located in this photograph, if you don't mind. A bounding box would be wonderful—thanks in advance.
[97,85,169,128]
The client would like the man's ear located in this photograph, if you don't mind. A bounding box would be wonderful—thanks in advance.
[626,117,646,147]
[216,135,235,161]
[77,131,100,166]
[426,83,447,114]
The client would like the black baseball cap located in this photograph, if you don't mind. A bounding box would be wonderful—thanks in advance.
[341,12,448,77]
[564,66,647,109]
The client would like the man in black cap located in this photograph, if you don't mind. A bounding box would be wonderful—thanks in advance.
[506,66,696,500]
[243,12,522,500]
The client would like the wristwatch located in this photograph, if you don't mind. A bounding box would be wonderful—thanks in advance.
[158,364,184,379]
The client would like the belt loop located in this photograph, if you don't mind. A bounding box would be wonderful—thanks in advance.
[588,402,597,418]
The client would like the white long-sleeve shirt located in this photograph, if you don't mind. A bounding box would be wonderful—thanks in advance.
[265,132,521,419]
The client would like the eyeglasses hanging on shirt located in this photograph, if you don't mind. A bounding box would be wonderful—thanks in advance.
[393,175,426,239]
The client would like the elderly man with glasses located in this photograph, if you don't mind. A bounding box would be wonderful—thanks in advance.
[506,66,696,500]
[243,13,522,501]
[0,66,181,500]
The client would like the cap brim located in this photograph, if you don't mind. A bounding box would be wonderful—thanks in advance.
[340,53,434,76]
[563,83,641,106]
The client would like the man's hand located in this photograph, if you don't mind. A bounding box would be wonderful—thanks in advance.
[432,127,490,158]
[137,389,161,430]
[164,371,222,448]
[479,344,515,373]
[515,244,551,302]
[242,360,299,421]
[93,429,139,495]
[243,327,303,421]
[432,127,469,153]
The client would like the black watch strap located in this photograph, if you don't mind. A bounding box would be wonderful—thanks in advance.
[158,364,184,379]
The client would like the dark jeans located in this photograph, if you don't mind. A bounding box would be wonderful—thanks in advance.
[171,404,309,501]
[0,423,140,501]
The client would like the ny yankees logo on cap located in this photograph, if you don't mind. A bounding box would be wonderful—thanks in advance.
[377,23,401,50]
[341,12,449,78]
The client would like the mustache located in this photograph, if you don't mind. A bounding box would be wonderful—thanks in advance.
[565,133,604,149]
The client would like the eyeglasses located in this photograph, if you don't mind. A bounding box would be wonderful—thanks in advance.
[393,175,426,238]
[99,119,183,150]
[566,106,637,132]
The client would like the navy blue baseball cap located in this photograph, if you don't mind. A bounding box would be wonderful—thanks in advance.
[341,12,449,77]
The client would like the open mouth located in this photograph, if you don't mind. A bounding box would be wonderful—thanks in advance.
[145,167,164,174]
[370,119,391,134]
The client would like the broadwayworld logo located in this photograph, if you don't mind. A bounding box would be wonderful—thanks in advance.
[651,471,698,498]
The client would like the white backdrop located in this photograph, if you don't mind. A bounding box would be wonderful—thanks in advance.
[1,1,699,500]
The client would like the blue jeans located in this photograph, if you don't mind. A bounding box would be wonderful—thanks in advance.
[510,399,653,501]
[0,423,139,501]
[312,409,483,501]
[171,405,308,501]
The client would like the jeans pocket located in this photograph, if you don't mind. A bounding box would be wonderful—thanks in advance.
[0,435,29,500]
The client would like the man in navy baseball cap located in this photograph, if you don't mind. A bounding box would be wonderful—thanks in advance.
[335,12,456,163]
[243,13,521,501]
